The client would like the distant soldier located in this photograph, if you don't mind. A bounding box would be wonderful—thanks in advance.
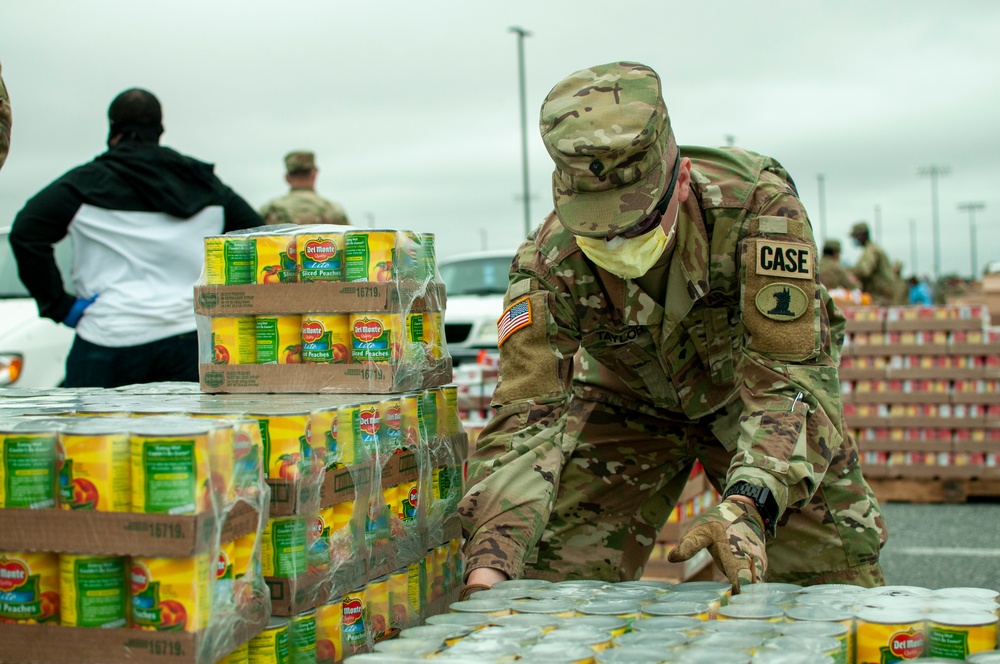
[818,239,858,291]
[259,151,349,226]
[0,62,11,171]
[850,221,902,304]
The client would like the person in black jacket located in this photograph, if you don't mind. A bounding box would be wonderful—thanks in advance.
[10,88,264,388]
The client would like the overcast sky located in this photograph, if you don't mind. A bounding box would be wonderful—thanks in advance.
[2,1,999,278]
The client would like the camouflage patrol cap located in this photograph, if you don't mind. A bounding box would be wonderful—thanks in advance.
[850,221,870,237]
[284,151,316,175]
[540,61,678,238]
[823,239,842,253]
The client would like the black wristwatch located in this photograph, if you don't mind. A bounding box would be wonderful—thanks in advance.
[724,481,779,536]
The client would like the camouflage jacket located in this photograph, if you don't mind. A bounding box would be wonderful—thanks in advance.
[259,188,349,226]
[818,256,858,291]
[852,241,898,304]
[472,146,849,527]
[0,63,10,171]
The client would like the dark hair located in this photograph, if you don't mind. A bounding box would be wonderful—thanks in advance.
[822,245,837,257]
[108,88,163,142]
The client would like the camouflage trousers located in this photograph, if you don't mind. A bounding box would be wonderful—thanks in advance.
[513,395,887,586]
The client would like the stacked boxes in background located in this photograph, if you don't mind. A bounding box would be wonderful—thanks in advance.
[196,225,450,394]
[840,304,1000,480]
[194,224,466,659]
[0,384,270,664]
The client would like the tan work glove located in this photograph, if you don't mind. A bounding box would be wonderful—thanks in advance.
[666,498,767,593]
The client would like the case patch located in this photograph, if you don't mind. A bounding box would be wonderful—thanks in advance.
[756,241,813,280]
[755,283,808,322]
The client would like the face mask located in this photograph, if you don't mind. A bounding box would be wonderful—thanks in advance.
[577,209,678,279]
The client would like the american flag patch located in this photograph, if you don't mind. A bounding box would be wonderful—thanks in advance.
[497,297,532,347]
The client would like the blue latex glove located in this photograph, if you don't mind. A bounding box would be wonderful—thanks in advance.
[62,295,98,328]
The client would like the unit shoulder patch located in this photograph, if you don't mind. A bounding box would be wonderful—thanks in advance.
[755,282,808,321]
[756,240,813,280]
[497,297,532,347]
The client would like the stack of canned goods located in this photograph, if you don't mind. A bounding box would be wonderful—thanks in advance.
[0,412,268,663]
[204,227,437,286]
[333,579,1000,663]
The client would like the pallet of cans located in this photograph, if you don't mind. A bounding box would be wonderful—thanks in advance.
[0,404,271,663]
[195,225,452,394]
[337,579,1000,663]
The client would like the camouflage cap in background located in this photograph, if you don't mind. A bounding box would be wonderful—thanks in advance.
[284,150,316,175]
[850,221,870,236]
[539,61,677,238]
[823,239,842,253]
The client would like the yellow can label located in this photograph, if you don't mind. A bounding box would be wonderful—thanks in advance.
[131,554,211,632]
[389,569,412,631]
[301,314,350,364]
[252,412,310,480]
[0,430,57,509]
[927,619,998,659]
[309,406,337,469]
[232,531,257,580]
[336,404,362,466]
[407,559,425,618]
[256,315,302,365]
[423,311,444,360]
[315,598,343,664]
[857,621,925,662]
[350,313,400,364]
[381,397,403,452]
[366,576,389,639]
[342,589,367,653]
[205,236,256,286]
[344,230,397,282]
[297,232,345,282]
[130,432,210,514]
[396,479,418,522]
[207,423,236,505]
[214,641,249,664]
[248,620,289,664]
[60,554,127,627]
[0,552,59,623]
[254,234,297,284]
[330,500,356,568]
[400,393,422,450]
[211,316,257,365]
[449,538,462,589]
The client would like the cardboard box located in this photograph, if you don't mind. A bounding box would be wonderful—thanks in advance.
[194,281,446,316]
[0,500,258,557]
[0,602,269,664]
[199,360,453,394]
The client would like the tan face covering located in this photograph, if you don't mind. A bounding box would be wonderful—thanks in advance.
[577,209,678,279]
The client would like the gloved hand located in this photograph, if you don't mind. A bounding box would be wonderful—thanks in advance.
[62,295,98,328]
[666,498,767,593]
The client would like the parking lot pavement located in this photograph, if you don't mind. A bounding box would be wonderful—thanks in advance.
[879,502,1000,593]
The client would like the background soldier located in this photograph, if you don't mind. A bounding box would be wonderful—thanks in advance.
[459,61,886,597]
[850,221,902,304]
[259,150,350,226]
[0,62,11,171]
[818,239,859,291]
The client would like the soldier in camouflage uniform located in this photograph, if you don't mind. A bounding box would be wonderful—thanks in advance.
[459,61,886,596]
[850,221,901,305]
[818,239,859,291]
[259,151,349,226]
[0,62,11,171]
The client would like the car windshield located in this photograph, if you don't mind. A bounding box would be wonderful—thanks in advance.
[438,255,513,297]
[0,232,74,298]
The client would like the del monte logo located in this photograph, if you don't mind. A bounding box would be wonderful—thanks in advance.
[359,408,380,436]
[304,239,338,263]
[889,629,924,659]
[384,405,402,432]
[216,551,231,579]
[343,597,364,625]
[301,320,325,344]
[0,557,29,593]
[353,318,384,343]
[408,485,419,507]
[131,563,151,595]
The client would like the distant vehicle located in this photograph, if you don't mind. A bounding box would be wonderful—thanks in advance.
[0,228,75,388]
[437,250,515,366]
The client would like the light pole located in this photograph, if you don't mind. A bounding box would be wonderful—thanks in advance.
[909,219,918,276]
[919,165,950,281]
[958,202,986,280]
[510,26,532,238]
[874,204,882,244]
[816,174,827,245]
